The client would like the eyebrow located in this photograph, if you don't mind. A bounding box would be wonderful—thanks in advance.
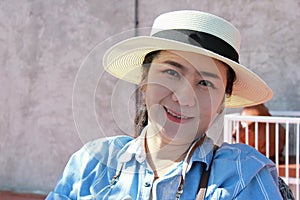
[163,60,221,79]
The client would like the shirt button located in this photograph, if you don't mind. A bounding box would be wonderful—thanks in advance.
[144,182,151,187]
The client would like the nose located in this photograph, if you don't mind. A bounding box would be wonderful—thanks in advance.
[171,82,196,107]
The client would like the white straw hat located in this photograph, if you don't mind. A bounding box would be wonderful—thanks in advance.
[103,10,273,108]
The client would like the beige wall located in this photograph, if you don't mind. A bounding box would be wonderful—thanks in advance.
[0,0,299,194]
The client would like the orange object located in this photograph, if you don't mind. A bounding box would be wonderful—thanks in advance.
[232,104,286,163]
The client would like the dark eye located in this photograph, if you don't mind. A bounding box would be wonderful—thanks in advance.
[164,69,179,77]
[199,80,215,88]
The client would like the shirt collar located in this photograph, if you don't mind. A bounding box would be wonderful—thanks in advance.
[118,126,215,170]
[118,127,148,164]
[187,137,215,171]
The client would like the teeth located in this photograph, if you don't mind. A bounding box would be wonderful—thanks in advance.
[166,108,189,119]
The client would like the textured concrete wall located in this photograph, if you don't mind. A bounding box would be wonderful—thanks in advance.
[0,0,299,194]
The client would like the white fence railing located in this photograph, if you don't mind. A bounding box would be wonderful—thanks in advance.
[224,111,300,199]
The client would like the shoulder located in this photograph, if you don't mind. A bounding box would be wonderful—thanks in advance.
[212,143,277,186]
[218,143,270,162]
[80,135,134,161]
[49,136,134,198]
[207,143,280,198]
[214,142,276,173]
[84,135,134,154]
[216,142,273,162]
[67,135,134,170]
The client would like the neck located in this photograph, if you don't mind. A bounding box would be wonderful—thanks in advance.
[144,125,192,177]
[146,130,191,159]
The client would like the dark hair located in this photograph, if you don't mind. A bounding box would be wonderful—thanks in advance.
[134,50,236,135]
[133,51,160,136]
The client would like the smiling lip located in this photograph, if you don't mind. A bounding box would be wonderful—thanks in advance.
[164,107,191,123]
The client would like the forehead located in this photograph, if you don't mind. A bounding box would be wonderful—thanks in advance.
[152,50,228,77]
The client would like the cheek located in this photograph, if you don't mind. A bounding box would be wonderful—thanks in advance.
[145,84,170,105]
[194,92,214,112]
[145,85,168,128]
[195,91,224,120]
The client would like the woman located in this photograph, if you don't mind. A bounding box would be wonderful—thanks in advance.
[47,10,283,199]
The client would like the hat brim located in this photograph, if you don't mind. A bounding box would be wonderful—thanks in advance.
[103,36,273,108]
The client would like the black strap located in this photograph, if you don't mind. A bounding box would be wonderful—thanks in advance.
[278,177,295,200]
[152,29,239,63]
[196,145,219,199]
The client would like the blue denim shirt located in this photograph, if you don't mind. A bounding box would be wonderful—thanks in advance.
[46,133,282,200]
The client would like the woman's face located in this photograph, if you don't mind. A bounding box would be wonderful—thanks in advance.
[143,50,227,144]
